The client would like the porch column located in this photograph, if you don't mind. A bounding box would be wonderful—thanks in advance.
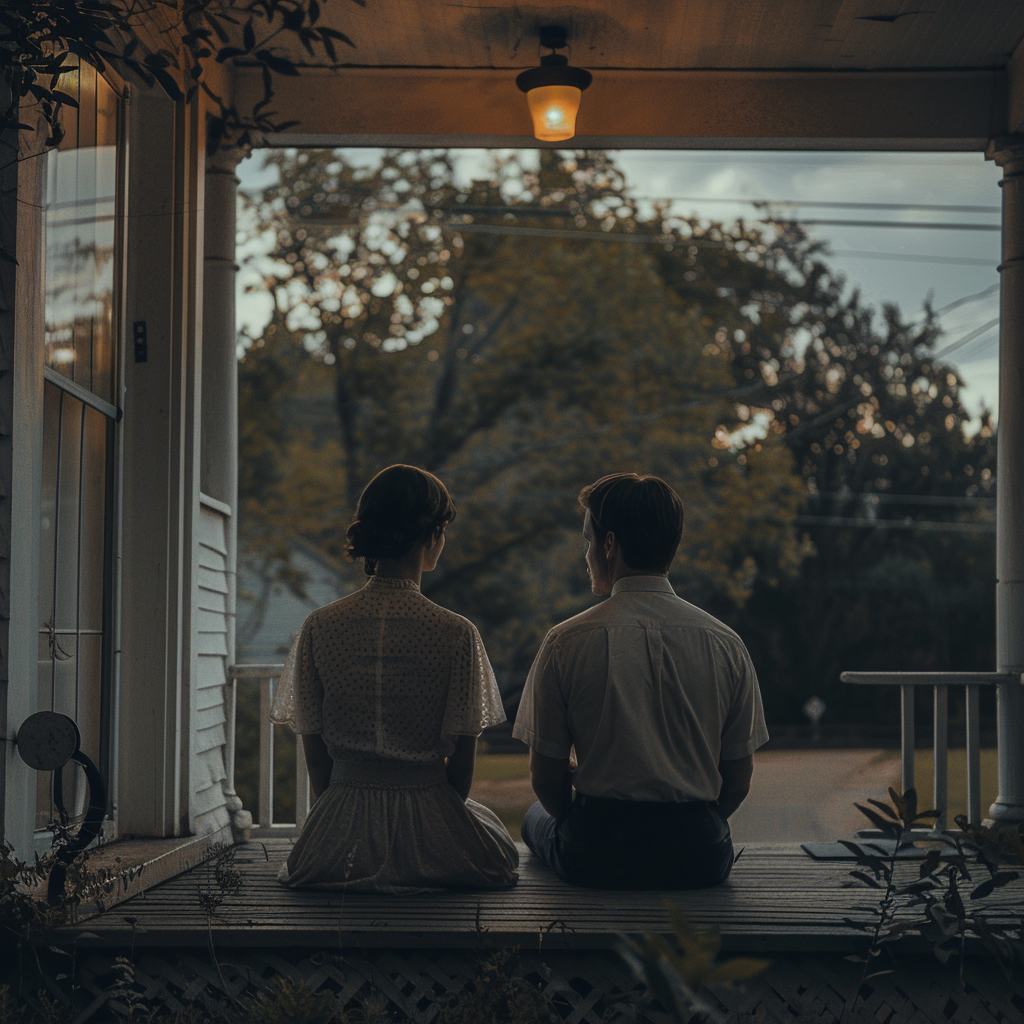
[200,146,248,835]
[987,135,1024,825]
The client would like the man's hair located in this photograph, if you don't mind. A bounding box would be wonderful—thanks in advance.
[578,473,684,573]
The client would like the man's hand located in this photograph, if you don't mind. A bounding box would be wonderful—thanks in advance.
[716,753,754,818]
[529,749,574,821]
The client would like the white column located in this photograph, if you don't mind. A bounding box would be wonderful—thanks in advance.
[119,89,204,837]
[201,147,250,837]
[2,124,44,859]
[987,135,1024,825]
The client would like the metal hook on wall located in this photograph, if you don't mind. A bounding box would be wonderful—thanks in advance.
[15,711,108,905]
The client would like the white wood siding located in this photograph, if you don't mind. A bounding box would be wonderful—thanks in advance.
[192,500,232,834]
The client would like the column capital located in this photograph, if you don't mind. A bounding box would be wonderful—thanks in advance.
[986,134,1024,168]
[205,144,246,178]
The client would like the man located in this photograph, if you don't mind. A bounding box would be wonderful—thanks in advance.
[513,472,768,888]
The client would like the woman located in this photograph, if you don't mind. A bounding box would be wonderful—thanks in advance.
[270,465,519,891]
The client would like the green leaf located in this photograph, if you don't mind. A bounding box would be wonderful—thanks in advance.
[866,798,899,820]
[919,848,943,878]
[854,804,901,837]
[888,786,907,819]
[256,51,299,75]
[51,90,79,108]
[971,878,996,900]
[850,870,882,889]
[149,66,183,102]
[320,27,356,48]
[706,957,771,985]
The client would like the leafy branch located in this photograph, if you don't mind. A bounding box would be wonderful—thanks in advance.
[618,903,770,1023]
[843,787,1024,1010]
[0,1,360,156]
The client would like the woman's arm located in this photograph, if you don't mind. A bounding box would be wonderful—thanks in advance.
[302,733,334,802]
[446,735,477,801]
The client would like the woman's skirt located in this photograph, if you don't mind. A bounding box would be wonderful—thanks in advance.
[277,757,520,892]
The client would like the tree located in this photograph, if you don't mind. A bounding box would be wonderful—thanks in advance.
[654,217,996,726]
[0,1,355,163]
[237,148,809,684]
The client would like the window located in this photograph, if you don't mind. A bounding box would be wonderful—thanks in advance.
[36,60,120,833]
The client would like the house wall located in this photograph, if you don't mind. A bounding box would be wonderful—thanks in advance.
[3,119,46,858]
[192,497,232,834]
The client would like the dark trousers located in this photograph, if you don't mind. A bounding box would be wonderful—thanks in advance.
[521,794,734,889]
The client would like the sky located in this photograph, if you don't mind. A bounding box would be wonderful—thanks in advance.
[237,148,1003,423]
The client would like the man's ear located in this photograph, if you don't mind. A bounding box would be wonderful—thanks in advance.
[604,530,616,558]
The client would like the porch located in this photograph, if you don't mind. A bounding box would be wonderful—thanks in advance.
[44,839,1024,1024]
[54,840,886,951]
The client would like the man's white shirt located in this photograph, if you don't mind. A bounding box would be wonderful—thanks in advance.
[512,575,769,803]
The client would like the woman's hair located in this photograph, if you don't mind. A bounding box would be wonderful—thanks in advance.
[578,472,684,573]
[346,465,457,575]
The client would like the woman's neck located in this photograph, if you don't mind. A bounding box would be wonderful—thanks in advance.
[373,553,424,588]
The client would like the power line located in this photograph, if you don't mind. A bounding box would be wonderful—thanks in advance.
[450,222,999,271]
[933,283,1000,316]
[796,515,994,534]
[779,218,999,232]
[811,492,994,508]
[829,249,994,268]
[637,195,1000,215]
[933,318,1001,359]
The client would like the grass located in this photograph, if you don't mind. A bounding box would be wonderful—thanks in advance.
[472,753,531,782]
[906,747,999,825]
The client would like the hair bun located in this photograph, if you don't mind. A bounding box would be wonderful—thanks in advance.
[344,465,457,574]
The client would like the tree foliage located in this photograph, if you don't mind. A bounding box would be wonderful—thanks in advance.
[0,0,356,155]
[239,148,996,722]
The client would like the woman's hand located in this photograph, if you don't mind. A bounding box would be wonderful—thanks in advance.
[302,734,333,802]
[446,735,477,801]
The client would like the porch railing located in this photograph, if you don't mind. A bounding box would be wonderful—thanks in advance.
[839,671,1018,829]
[226,664,307,837]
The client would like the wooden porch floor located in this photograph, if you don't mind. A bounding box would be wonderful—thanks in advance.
[54,839,1024,953]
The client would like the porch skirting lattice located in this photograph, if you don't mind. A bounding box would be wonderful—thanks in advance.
[18,946,1024,1024]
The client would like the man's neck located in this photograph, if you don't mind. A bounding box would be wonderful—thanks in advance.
[608,564,668,588]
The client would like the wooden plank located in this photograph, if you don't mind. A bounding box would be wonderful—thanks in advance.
[196,630,228,656]
[192,779,229,816]
[197,587,227,615]
[197,565,229,596]
[196,607,228,634]
[198,543,227,572]
[196,682,224,711]
[195,721,227,752]
[191,748,227,793]
[197,655,226,690]
[59,839,1019,954]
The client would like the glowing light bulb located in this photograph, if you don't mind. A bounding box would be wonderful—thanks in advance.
[525,85,582,142]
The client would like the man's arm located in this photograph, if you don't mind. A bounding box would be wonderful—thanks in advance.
[530,749,574,821]
[446,735,477,801]
[302,733,333,802]
[716,753,754,818]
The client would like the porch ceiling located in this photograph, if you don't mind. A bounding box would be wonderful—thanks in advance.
[233,0,1024,149]
[283,0,1024,72]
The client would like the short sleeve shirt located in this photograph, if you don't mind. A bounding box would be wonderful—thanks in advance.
[270,575,506,762]
[512,576,768,802]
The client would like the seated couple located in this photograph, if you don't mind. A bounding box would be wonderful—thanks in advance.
[271,465,768,892]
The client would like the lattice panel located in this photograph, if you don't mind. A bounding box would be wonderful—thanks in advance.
[13,948,1024,1023]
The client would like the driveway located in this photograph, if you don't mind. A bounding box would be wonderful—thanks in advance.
[729,748,901,843]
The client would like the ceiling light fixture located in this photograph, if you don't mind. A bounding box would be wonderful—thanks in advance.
[516,25,592,143]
